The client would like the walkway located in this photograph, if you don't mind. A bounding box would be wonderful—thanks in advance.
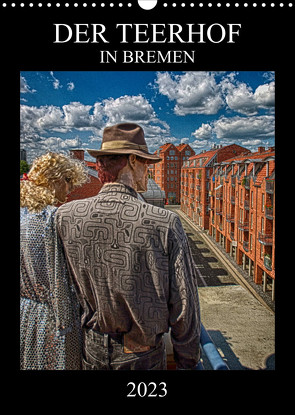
[166,206,275,370]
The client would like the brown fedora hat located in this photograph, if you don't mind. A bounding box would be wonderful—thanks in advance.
[87,123,162,163]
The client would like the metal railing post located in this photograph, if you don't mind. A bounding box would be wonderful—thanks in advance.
[199,324,229,370]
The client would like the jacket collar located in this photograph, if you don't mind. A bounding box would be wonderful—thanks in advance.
[99,183,138,199]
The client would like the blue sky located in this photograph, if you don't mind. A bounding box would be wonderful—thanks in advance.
[20,71,275,163]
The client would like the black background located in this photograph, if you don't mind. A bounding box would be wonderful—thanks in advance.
[5,0,291,405]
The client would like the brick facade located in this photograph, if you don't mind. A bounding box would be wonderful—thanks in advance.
[152,143,195,204]
[67,149,102,202]
[181,144,249,229]
[209,146,275,296]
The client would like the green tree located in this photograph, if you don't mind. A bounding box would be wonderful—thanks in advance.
[20,160,30,175]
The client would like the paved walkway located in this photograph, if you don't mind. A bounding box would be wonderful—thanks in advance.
[165,206,275,370]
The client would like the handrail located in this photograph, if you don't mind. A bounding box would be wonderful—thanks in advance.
[196,324,229,370]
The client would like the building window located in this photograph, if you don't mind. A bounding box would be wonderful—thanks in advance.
[251,213,253,229]
[262,193,265,212]
[170,150,175,155]
[251,191,253,208]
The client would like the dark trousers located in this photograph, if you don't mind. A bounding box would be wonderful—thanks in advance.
[82,328,167,370]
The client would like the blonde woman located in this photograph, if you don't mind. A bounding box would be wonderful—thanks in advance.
[20,152,88,370]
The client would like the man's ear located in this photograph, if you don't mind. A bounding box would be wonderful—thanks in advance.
[128,154,137,169]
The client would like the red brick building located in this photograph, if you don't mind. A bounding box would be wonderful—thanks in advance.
[181,144,249,229]
[209,146,275,298]
[152,143,195,204]
[67,149,102,202]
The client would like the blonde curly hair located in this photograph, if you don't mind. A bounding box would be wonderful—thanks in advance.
[20,152,89,212]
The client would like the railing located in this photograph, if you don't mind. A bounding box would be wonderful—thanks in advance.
[266,180,274,194]
[264,255,272,271]
[238,220,249,230]
[226,214,235,222]
[258,232,273,245]
[265,207,273,219]
[242,176,250,189]
[196,324,229,370]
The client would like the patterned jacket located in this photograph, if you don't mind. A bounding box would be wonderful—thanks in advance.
[55,183,201,368]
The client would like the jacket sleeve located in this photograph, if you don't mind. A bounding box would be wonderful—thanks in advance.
[168,214,201,369]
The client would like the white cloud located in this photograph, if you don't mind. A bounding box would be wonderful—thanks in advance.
[191,139,210,149]
[214,115,275,140]
[192,123,213,140]
[20,104,64,132]
[67,82,75,91]
[102,94,157,124]
[50,71,62,90]
[20,76,36,94]
[20,94,172,159]
[155,71,275,117]
[220,74,275,115]
[191,115,274,143]
[155,71,224,115]
[254,82,275,109]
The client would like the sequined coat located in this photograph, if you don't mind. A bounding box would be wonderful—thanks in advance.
[56,183,201,369]
[20,206,82,370]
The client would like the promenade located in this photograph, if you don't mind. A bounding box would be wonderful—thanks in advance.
[166,206,275,370]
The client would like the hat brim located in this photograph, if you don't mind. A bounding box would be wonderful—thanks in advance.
[87,148,162,164]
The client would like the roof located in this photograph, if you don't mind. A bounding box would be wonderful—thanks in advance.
[220,149,275,165]
[158,143,176,152]
[185,149,218,167]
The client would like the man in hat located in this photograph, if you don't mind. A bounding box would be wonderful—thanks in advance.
[55,123,201,370]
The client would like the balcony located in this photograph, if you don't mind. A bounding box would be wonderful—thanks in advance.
[264,255,272,271]
[242,176,250,189]
[230,231,235,241]
[216,191,223,200]
[238,220,249,231]
[266,179,274,194]
[265,206,273,219]
[258,232,273,245]
[226,214,235,223]
[244,200,249,210]
[243,241,249,252]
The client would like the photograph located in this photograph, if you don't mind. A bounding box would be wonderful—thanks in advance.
[2,0,291,402]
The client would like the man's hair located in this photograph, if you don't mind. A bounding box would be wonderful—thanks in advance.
[96,155,128,185]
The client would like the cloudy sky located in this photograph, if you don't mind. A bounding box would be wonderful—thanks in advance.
[20,71,275,163]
